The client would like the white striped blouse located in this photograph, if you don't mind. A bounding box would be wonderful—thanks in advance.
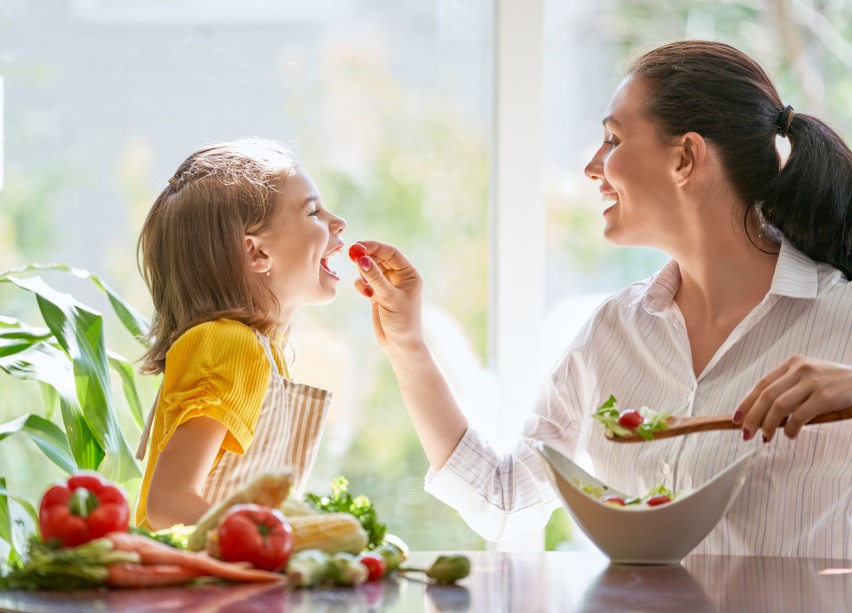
[425,241,852,558]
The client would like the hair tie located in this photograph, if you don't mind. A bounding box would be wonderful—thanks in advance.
[777,105,795,138]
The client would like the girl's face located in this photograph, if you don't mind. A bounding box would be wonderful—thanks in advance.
[249,166,346,321]
[583,76,684,249]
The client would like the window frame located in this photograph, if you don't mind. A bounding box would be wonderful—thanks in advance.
[490,0,546,550]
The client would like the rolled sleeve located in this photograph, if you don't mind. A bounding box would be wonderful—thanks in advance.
[424,427,562,541]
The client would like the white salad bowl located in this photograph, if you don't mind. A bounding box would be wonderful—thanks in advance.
[533,442,760,565]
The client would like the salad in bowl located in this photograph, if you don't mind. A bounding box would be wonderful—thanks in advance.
[533,442,760,564]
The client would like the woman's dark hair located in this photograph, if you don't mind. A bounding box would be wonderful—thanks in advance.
[629,40,852,277]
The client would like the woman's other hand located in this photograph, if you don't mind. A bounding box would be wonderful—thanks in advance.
[352,240,425,352]
[734,355,852,442]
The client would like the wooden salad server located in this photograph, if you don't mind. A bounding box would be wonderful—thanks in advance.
[608,406,852,443]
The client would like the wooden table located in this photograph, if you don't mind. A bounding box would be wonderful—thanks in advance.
[1,550,850,612]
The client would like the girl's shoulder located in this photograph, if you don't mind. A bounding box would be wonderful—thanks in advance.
[177,317,255,340]
[167,318,265,363]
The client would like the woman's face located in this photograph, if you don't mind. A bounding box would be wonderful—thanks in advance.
[251,165,346,319]
[584,76,684,248]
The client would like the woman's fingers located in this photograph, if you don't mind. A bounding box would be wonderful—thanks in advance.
[356,240,417,273]
[353,277,374,299]
[738,355,852,441]
[739,357,810,440]
[351,241,422,300]
[734,361,786,423]
[749,380,811,441]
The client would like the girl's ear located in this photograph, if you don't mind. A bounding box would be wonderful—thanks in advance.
[673,131,707,186]
[245,235,271,274]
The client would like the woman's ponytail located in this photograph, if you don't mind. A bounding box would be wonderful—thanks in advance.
[762,113,852,278]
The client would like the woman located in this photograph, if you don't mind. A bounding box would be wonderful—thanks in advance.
[352,41,852,558]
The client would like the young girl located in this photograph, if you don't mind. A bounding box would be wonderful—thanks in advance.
[134,138,346,529]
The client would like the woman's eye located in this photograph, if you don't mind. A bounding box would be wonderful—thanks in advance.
[603,139,618,149]
[308,209,320,217]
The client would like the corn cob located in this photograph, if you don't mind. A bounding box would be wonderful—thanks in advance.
[279,497,317,517]
[288,513,368,555]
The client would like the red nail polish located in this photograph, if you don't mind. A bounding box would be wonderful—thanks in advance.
[732,410,743,424]
[742,430,752,441]
[359,256,372,271]
[762,434,769,443]
[364,287,374,298]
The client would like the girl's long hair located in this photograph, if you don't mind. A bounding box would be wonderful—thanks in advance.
[137,138,296,374]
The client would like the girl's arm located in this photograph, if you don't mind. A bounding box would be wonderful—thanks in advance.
[353,241,468,470]
[146,416,226,529]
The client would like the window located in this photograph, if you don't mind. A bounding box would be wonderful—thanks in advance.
[1,0,849,557]
[0,0,493,551]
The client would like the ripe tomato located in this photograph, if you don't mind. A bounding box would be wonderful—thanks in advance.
[617,409,644,429]
[358,552,387,581]
[646,495,672,507]
[348,242,368,262]
[601,496,626,506]
[217,504,293,572]
[39,472,130,548]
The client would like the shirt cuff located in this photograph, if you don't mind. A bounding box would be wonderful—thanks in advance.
[424,428,558,541]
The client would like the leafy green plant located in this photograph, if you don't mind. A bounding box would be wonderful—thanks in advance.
[305,476,387,550]
[0,263,150,565]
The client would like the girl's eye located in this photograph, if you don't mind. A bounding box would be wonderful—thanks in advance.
[603,139,618,149]
[308,209,320,217]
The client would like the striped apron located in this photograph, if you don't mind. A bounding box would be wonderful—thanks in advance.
[137,331,331,504]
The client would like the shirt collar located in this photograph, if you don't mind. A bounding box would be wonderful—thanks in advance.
[767,240,820,298]
[641,259,681,315]
[640,239,820,315]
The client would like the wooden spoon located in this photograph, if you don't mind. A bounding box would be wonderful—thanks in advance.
[608,406,852,443]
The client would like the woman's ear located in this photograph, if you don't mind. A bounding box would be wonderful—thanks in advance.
[245,235,271,275]
[673,131,707,186]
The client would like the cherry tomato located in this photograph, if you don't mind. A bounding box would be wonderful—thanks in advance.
[217,504,293,571]
[601,496,626,506]
[348,242,368,262]
[617,409,644,429]
[358,552,387,581]
[646,495,672,507]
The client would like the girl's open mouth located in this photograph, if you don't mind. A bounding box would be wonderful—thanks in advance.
[320,245,343,279]
[320,253,340,279]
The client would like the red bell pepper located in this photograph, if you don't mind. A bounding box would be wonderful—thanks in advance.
[38,472,130,547]
[217,504,293,572]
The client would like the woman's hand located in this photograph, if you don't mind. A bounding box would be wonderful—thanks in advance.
[352,240,425,352]
[734,355,852,442]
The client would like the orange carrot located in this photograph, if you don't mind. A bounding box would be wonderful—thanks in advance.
[107,563,204,588]
[106,532,287,584]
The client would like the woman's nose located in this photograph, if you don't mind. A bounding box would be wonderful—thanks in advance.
[584,149,604,181]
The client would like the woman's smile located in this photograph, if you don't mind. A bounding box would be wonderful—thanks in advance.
[601,189,619,216]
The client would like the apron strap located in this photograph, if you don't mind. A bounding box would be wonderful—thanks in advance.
[135,388,161,461]
[254,330,284,377]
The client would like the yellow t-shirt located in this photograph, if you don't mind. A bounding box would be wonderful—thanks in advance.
[135,319,288,528]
